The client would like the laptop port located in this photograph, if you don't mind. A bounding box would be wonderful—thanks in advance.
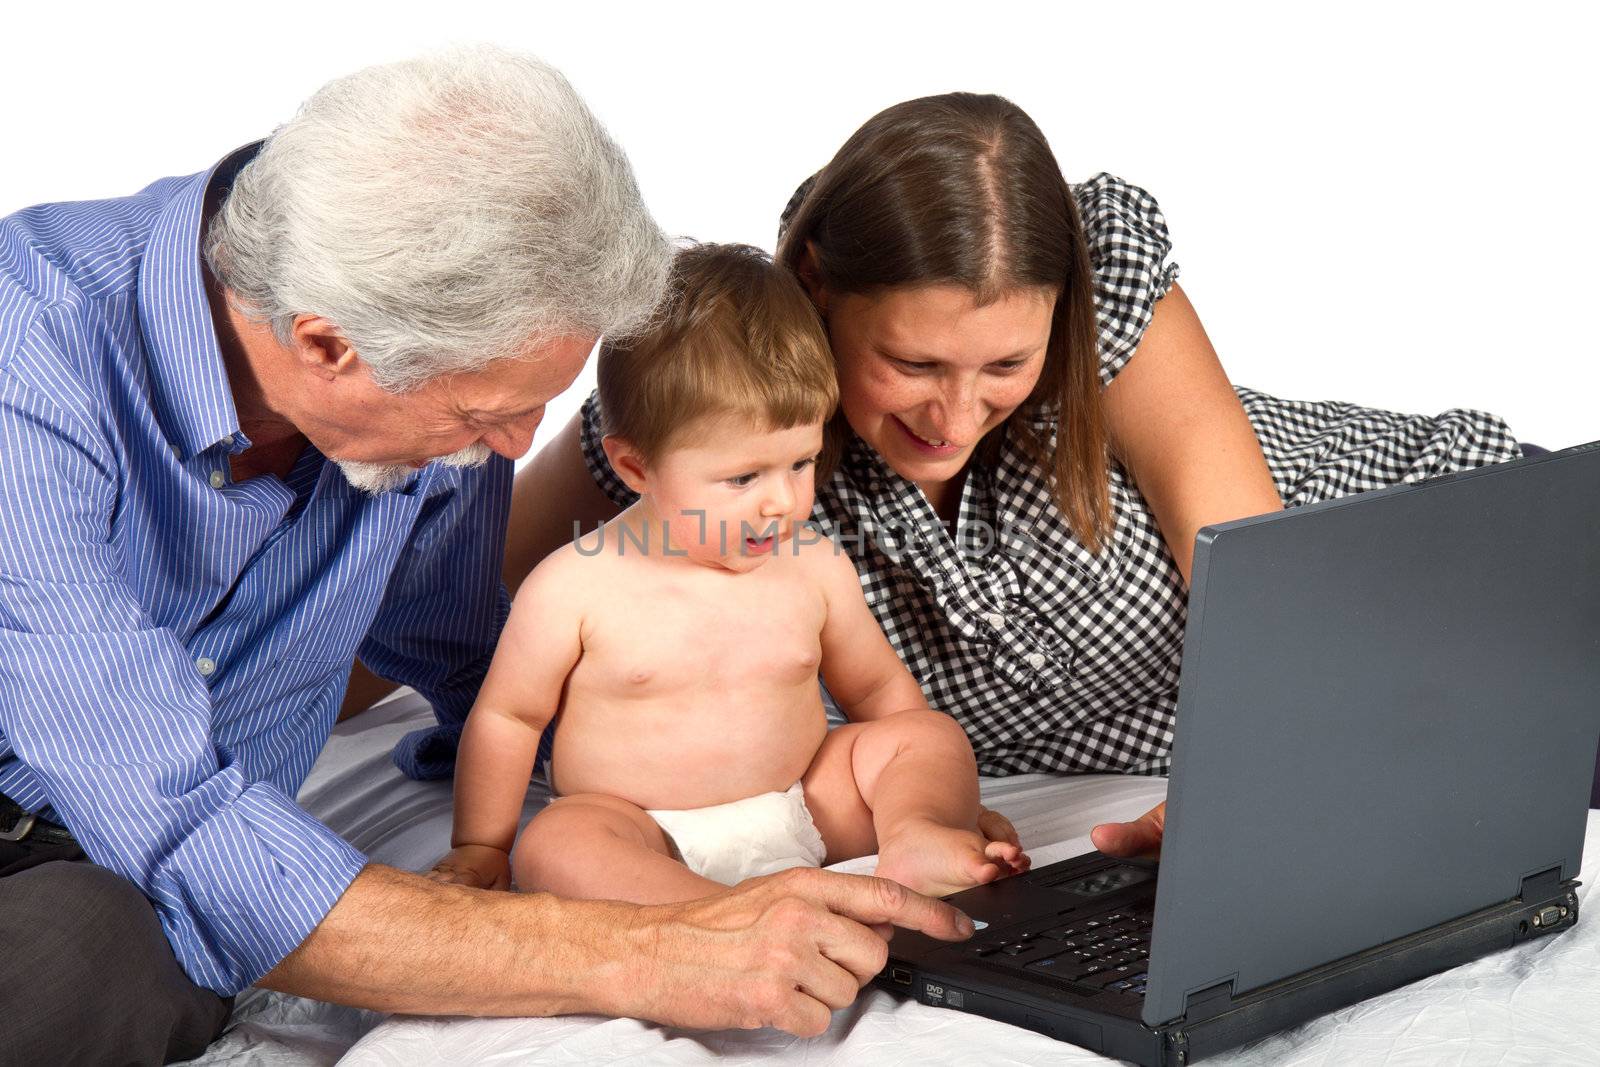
[890,966,913,986]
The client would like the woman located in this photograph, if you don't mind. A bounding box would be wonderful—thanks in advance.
[504,93,1521,854]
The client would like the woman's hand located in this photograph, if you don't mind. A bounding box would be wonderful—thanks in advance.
[1090,801,1165,860]
[426,844,513,890]
[977,806,1031,875]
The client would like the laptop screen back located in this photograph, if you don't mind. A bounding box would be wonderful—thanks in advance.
[1142,445,1600,1027]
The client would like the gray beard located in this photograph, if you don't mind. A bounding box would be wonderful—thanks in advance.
[336,442,494,495]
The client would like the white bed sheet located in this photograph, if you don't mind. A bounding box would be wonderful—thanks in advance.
[187,693,1600,1066]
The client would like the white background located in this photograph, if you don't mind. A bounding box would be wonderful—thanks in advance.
[3,1,1595,456]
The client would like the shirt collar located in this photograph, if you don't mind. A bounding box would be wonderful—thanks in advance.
[137,142,262,460]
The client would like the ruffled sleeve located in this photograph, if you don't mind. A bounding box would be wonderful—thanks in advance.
[577,389,641,509]
[1073,173,1181,387]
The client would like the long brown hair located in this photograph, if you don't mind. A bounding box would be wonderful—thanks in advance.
[776,93,1110,551]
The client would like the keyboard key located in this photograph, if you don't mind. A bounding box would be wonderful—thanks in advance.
[1026,955,1064,972]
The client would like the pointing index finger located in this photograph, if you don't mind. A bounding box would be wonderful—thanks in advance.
[798,869,975,941]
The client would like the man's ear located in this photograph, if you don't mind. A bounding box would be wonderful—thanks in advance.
[600,435,651,495]
[290,315,359,380]
[796,241,829,314]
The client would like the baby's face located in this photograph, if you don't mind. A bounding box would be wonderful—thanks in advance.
[641,415,824,573]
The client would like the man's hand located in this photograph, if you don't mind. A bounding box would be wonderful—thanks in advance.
[426,844,511,890]
[1090,800,1166,859]
[977,806,1031,875]
[600,866,974,1038]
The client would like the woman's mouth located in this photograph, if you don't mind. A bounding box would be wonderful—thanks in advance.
[893,415,963,457]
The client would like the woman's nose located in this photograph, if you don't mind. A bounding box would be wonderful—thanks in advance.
[929,379,983,443]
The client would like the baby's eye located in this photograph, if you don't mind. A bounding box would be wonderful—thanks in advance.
[791,457,817,473]
[726,472,757,488]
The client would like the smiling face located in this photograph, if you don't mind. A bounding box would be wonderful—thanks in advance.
[823,284,1055,501]
[301,334,596,493]
[606,414,824,574]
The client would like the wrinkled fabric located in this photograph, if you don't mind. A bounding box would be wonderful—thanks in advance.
[187,694,1599,1067]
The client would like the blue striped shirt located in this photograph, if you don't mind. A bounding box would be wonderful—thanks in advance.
[0,146,509,995]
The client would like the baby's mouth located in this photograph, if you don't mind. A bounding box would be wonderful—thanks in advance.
[743,526,787,552]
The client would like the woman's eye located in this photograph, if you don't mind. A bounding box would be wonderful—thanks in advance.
[727,473,757,488]
[891,358,936,373]
[988,360,1028,373]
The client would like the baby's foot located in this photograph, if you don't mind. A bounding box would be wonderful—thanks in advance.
[875,820,1023,898]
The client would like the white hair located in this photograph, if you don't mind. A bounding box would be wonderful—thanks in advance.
[205,45,671,392]
[337,442,491,495]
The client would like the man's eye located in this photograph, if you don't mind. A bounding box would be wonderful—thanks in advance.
[727,473,757,488]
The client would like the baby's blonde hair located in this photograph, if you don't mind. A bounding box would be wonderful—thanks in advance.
[597,243,838,460]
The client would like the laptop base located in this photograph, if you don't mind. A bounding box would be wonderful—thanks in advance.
[878,852,1579,1066]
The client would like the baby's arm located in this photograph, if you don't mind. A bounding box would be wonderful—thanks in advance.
[428,551,584,889]
[813,545,1028,869]
[814,547,934,723]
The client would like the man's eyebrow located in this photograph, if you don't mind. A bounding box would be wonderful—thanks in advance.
[468,403,542,421]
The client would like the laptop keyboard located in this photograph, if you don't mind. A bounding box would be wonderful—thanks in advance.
[966,901,1155,997]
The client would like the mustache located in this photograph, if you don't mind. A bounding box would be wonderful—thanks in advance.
[337,442,494,494]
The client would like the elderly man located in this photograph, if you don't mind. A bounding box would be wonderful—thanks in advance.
[0,48,969,1066]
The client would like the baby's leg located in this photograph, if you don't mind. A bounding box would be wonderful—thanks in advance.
[512,793,724,904]
[802,710,1022,897]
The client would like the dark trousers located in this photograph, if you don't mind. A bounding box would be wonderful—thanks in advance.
[0,839,232,1067]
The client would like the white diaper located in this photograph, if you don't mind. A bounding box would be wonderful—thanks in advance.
[647,782,828,886]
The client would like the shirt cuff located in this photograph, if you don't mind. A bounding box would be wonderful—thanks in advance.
[160,782,368,994]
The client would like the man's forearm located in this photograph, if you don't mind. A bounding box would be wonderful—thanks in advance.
[259,864,639,1017]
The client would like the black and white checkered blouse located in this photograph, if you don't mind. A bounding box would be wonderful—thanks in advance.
[578,174,1520,778]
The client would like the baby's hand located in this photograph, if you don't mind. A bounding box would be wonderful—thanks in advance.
[978,806,1031,875]
[426,844,512,890]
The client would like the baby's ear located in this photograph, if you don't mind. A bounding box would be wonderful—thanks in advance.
[601,435,651,494]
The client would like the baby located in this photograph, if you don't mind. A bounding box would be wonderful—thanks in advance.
[429,244,1026,902]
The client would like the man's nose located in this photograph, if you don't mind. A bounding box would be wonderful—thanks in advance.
[483,409,545,460]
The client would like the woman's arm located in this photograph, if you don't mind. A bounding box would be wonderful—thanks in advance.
[1093,283,1282,857]
[504,410,625,595]
[1101,283,1283,584]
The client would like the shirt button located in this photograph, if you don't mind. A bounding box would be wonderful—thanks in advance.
[984,612,1007,630]
[208,470,225,489]
[221,434,235,446]
[1026,652,1048,671]
[195,657,217,677]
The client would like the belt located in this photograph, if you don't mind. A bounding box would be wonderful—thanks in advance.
[0,792,77,848]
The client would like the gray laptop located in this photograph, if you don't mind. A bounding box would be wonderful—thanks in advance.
[879,441,1599,1065]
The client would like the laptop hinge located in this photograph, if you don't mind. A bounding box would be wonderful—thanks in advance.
[1518,864,1563,903]
[1180,978,1236,1024]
